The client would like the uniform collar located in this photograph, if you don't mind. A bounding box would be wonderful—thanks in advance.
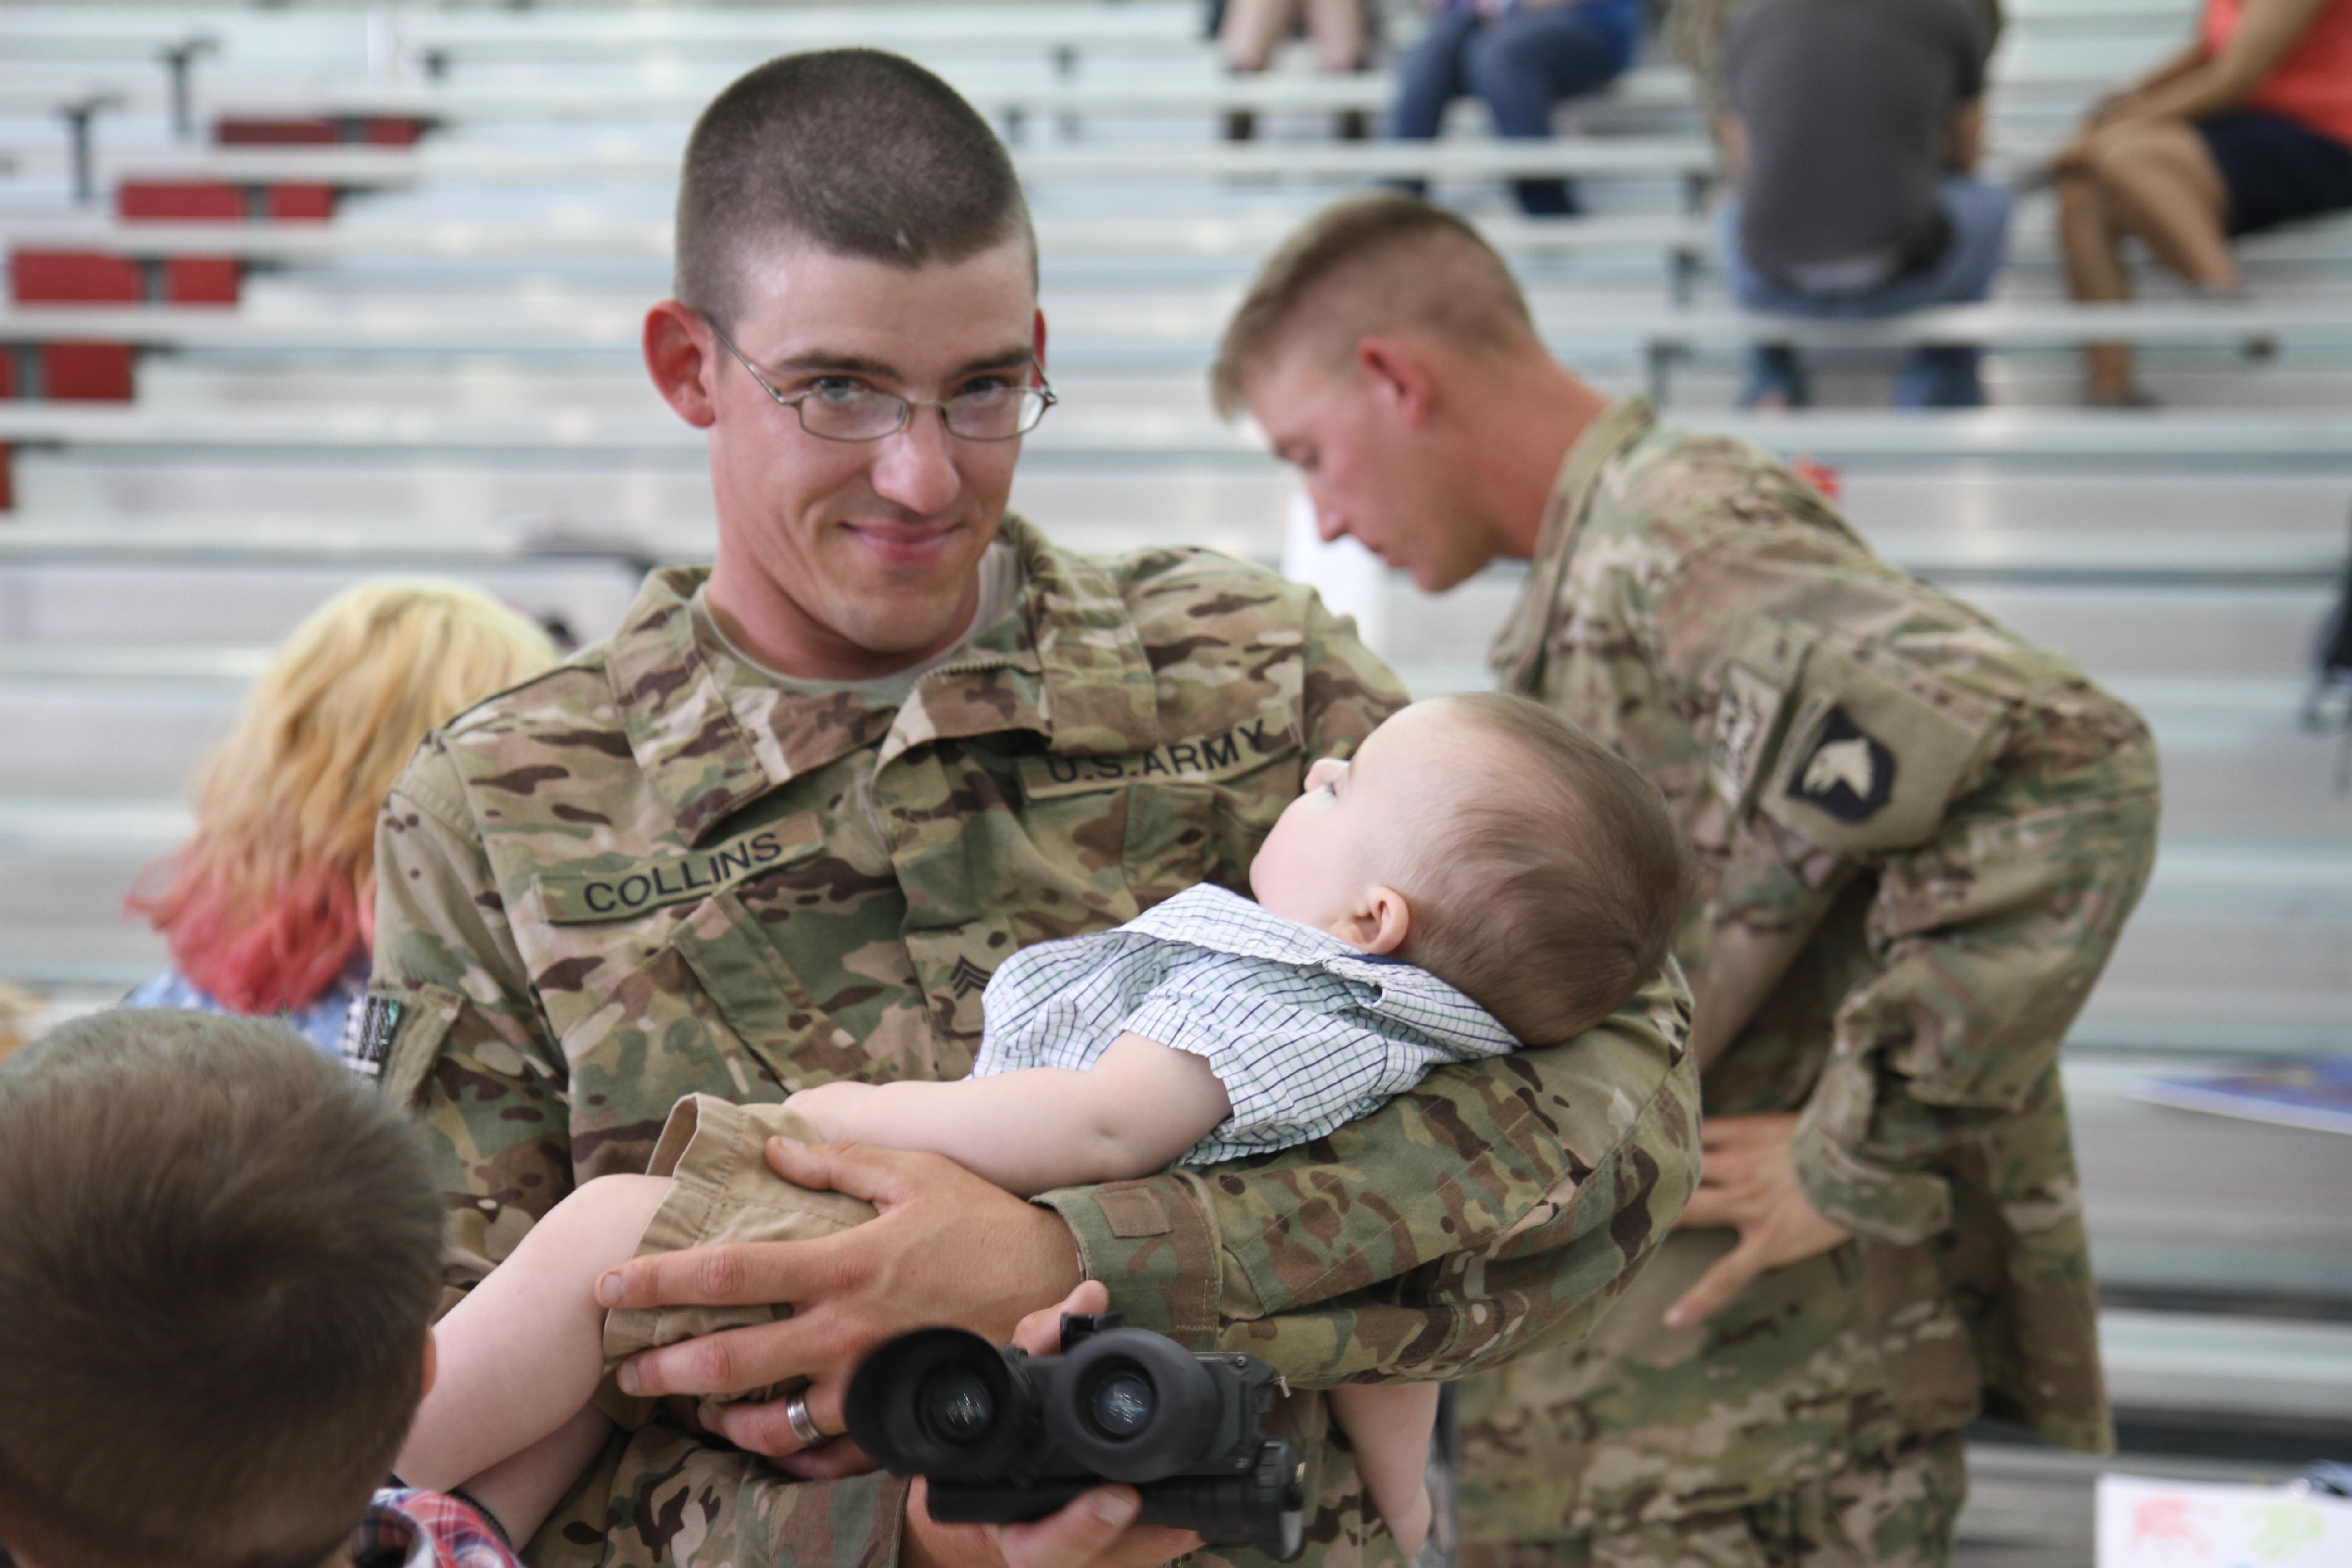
[888,511,1164,767]
[604,514,1163,844]
[1489,395,1658,695]
[1017,516,1164,756]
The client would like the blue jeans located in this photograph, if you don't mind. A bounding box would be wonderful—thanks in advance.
[1389,2,1637,216]
[1718,176,2014,406]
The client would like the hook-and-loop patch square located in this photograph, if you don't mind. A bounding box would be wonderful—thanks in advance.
[1758,639,2000,854]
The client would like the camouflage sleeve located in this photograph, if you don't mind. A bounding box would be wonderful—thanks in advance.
[368,740,575,1286]
[1040,969,1700,1384]
[1625,483,2160,1249]
[374,747,923,1568]
[1789,706,2160,1245]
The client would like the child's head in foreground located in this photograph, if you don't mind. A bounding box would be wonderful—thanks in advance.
[1251,693,1692,1044]
[0,1011,443,1568]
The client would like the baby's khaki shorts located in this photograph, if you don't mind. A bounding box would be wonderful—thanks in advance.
[597,1093,878,1429]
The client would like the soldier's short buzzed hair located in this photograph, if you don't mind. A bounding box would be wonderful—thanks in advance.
[1404,695,1693,1046]
[0,1012,444,1568]
[1211,193,1539,417]
[676,49,1037,325]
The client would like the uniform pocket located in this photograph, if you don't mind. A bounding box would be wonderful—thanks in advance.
[1121,745,1303,906]
[1014,717,1306,910]
[665,887,902,1092]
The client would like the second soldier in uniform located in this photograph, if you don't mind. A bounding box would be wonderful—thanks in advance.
[1215,194,2159,1567]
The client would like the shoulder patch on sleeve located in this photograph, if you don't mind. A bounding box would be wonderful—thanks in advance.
[1785,707,1895,823]
[1706,620,1813,812]
[1758,639,2002,853]
[347,983,465,1104]
[341,995,403,1082]
[1709,665,1785,812]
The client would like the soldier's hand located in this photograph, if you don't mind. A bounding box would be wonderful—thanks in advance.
[597,1137,1085,1457]
[1663,1113,1851,1329]
[901,1478,1203,1568]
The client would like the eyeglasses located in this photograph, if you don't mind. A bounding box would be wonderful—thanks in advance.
[701,314,1056,443]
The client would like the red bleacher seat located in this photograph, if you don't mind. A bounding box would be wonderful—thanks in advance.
[11,251,242,307]
[117,182,338,223]
[216,117,428,147]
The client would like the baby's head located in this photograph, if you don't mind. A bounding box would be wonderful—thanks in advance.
[0,1012,445,1568]
[1251,694,1692,1044]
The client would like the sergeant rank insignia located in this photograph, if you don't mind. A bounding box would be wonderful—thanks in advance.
[1788,706,1895,823]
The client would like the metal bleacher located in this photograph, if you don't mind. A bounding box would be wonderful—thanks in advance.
[1,2,2347,1558]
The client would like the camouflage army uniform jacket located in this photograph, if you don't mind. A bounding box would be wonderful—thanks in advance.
[1461,400,2159,1538]
[366,516,1701,1568]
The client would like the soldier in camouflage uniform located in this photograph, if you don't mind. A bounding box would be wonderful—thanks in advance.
[1215,194,2160,1566]
[363,54,1701,1568]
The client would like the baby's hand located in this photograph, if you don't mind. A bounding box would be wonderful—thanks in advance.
[781,1078,877,1142]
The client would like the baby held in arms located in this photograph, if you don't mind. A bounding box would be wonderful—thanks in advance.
[395,693,1692,1553]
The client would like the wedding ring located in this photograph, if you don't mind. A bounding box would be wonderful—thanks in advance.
[785,1390,830,1448]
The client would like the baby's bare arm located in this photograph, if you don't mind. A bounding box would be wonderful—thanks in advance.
[399,1173,671,1542]
[1328,1383,1440,1553]
[784,1034,1233,1197]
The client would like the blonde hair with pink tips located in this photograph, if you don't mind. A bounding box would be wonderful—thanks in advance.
[130,581,558,1014]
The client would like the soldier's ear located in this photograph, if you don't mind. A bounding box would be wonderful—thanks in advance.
[645,301,720,429]
[1356,337,1439,431]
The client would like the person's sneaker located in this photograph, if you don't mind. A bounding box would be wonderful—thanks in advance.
[1740,344,1810,409]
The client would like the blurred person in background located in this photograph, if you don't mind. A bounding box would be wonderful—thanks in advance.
[1388,0,1642,216]
[1669,0,1999,125]
[1716,0,2005,407]
[2058,0,2352,404]
[1214,0,1377,140]
[125,581,557,1053]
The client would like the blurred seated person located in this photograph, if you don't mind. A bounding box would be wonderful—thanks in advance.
[1215,0,1377,140]
[126,581,556,1052]
[1716,0,2004,407]
[2056,0,2352,404]
[1389,0,1642,216]
[1666,0,1999,126]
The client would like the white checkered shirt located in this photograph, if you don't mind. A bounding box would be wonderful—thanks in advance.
[970,883,1523,1166]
